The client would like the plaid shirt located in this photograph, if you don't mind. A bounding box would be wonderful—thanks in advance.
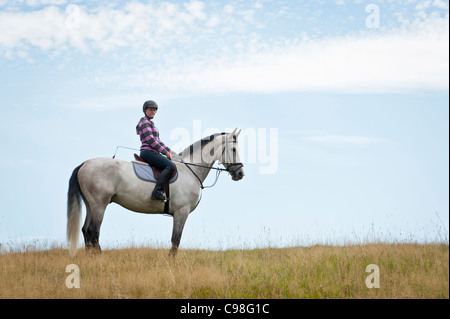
[136,117,172,155]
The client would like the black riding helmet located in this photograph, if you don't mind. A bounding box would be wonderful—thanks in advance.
[143,100,158,113]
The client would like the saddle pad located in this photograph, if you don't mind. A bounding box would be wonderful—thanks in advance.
[132,161,178,183]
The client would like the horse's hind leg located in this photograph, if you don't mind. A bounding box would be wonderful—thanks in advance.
[77,160,113,255]
[83,202,107,254]
[82,203,93,250]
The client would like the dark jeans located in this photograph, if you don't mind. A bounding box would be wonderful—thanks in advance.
[140,150,175,173]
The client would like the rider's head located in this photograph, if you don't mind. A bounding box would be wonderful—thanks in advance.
[143,100,158,119]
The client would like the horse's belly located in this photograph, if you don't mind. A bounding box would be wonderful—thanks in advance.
[112,193,166,215]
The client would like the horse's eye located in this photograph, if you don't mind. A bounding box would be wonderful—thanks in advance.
[233,148,236,152]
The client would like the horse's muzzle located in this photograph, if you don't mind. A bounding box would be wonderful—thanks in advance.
[231,167,245,181]
[226,163,244,181]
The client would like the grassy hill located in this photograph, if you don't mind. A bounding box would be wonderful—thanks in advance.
[1,244,448,299]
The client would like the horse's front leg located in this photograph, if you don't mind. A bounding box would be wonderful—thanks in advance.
[169,207,190,257]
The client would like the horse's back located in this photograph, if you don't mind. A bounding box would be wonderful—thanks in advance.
[78,158,128,194]
[81,157,125,177]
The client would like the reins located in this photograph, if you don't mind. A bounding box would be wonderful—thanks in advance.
[176,161,225,189]
[175,160,243,190]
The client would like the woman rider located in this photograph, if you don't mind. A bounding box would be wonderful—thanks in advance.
[136,100,175,201]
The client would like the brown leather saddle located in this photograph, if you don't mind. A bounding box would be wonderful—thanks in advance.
[133,154,177,181]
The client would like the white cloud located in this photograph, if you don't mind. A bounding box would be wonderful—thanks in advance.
[0,1,448,94]
[416,0,433,11]
[26,0,68,6]
[415,0,449,10]
[134,16,449,94]
[184,0,206,20]
[0,1,214,54]
[432,0,449,9]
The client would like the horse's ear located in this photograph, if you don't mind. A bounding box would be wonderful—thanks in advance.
[230,128,237,136]
[235,129,242,138]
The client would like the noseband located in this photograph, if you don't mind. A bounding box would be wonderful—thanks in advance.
[226,162,244,175]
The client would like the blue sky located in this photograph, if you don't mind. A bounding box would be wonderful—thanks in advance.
[0,0,448,251]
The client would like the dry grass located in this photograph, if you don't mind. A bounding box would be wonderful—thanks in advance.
[0,244,448,299]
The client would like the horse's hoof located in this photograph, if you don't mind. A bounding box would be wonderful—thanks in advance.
[169,248,178,258]
[85,244,102,255]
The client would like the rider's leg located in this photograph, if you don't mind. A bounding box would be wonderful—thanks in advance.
[140,150,175,201]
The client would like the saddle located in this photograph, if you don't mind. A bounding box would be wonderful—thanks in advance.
[133,154,178,182]
[133,154,177,215]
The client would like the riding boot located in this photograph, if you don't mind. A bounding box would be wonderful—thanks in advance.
[151,167,173,201]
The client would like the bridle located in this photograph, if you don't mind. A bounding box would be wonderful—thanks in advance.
[178,160,243,190]
[177,137,244,189]
[225,162,244,176]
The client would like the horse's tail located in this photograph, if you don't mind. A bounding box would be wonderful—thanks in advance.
[67,163,84,257]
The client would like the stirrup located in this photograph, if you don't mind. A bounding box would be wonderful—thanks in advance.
[152,191,167,202]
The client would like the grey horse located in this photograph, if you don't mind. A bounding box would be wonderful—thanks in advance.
[67,129,244,257]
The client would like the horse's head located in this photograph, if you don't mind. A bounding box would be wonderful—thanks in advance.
[222,128,245,181]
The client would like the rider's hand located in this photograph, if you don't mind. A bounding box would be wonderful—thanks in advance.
[166,152,172,160]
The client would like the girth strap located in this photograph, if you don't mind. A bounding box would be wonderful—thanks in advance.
[163,182,170,215]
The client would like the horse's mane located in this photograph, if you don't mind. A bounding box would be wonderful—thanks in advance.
[178,132,226,158]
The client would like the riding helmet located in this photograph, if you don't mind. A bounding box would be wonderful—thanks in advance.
[143,100,158,113]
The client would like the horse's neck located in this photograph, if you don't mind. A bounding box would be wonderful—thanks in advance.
[180,137,224,183]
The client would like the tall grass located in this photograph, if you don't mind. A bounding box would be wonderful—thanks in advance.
[1,243,448,299]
